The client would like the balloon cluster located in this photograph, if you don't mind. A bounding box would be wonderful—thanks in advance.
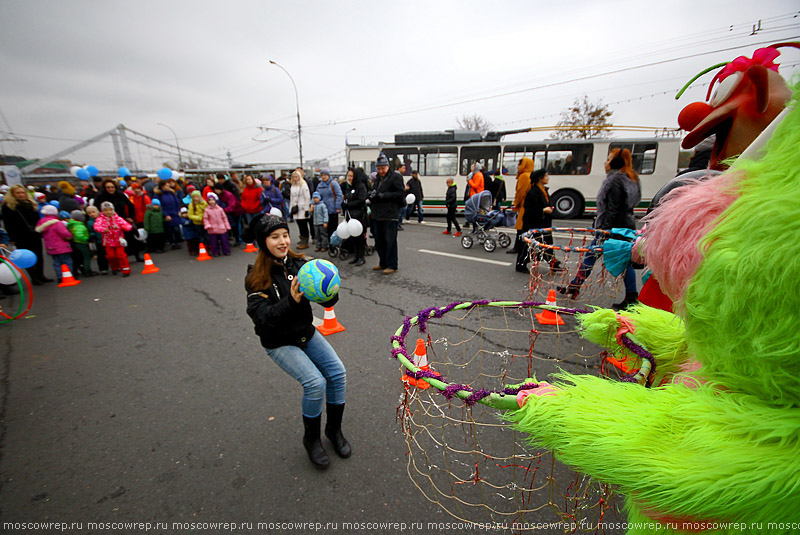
[70,165,100,181]
[69,164,182,182]
[0,250,36,322]
[334,218,363,240]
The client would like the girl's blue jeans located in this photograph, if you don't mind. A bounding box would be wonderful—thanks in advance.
[264,330,346,418]
[573,232,637,294]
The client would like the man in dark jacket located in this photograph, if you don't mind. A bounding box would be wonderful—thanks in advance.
[369,153,405,274]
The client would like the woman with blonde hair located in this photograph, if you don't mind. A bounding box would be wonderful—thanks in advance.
[1,185,52,284]
[288,170,311,249]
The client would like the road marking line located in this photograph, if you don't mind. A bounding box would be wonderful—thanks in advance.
[418,249,512,266]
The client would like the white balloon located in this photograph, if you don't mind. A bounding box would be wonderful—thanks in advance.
[406,193,416,205]
[346,218,363,236]
[69,166,82,177]
[269,207,283,217]
[136,228,148,241]
[0,262,21,285]
[171,170,180,180]
[336,221,351,239]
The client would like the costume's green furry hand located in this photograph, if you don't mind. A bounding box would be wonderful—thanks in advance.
[578,304,690,384]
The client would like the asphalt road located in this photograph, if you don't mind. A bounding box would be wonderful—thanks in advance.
[1,217,626,535]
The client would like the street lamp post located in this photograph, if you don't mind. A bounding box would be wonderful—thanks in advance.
[345,128,356,146]
[269,60,303,168]
[156,122,183,169]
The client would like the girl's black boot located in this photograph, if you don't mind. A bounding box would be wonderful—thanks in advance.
[302,415,330,468]
[324,403,352,458]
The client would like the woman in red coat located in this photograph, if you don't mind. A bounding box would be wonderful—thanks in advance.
[240,175,263,228]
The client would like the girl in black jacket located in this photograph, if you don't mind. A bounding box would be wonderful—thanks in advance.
[244,214,350,469]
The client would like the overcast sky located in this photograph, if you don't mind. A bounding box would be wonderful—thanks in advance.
[1,0,798,172]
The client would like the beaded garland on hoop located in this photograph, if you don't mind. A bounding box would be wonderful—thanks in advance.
[392,299,652,531]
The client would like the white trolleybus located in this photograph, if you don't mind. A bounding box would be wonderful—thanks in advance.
[346,129,682,219]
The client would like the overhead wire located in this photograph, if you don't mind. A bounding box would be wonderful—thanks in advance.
[304,34,799,129]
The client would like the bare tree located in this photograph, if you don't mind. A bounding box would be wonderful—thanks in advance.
[456,114,493,134]
[551,96,613,139]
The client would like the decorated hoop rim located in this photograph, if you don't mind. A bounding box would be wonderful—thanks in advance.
[0,255,34,323]
[391,300,590,411]
[521,227,608,253]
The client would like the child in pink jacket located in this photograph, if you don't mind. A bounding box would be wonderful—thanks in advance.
[93,201,133,276]
[203,192,231,257]
[35,204,75,282]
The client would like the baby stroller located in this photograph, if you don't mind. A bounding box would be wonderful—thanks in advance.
[461,190,512,252]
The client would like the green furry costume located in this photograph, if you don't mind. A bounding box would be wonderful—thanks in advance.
[507,88,800,534]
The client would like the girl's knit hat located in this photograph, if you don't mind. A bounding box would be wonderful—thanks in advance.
[151,199,161,206]
[58,181,75,195]
[244,214,289,254]
[41,204,58,216]
[207,192,218,201]
[100,201,114,211]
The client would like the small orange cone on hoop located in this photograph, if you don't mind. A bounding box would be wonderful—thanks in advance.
[141,253,160,274]
[243,242,258,253]
[317,306,346,336]
[196,243,212,261]
[402,338,440,390]
[535,289,565,326]
[58,264,81,287]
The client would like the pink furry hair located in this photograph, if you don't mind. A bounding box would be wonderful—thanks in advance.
[641,171,743,306]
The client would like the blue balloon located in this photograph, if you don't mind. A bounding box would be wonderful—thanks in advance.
[86,165,99,177]
[76,168,90,180]
[9,249,37,269]
[49,200,60,208]
[119,180,127,188]
[157,167,173,181]
[118,167,131,178]
[183,195,191,204]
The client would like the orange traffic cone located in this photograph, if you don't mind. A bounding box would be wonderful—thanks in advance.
[196,243,212,261]
[402,338,440,390]
[141,253,160,274]
[535,289,565,326]
[243,242,258,253]
[58,264,81,287]
[317,306,346,336]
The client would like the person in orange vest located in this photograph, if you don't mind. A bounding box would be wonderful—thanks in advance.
[467,162,485,197]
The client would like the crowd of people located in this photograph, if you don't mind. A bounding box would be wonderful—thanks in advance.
[0,158,460,287]
[0,169,306,285]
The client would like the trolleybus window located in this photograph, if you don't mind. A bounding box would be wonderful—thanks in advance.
[382,148,419,176]
[502,145,546,175]
[609,142,658,175]
[459,146,500,176]
[546,144,593,175]
[420,147,458,176]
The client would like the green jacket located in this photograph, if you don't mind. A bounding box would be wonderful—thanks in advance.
[66,219,89,244]
[144,207,165,234]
